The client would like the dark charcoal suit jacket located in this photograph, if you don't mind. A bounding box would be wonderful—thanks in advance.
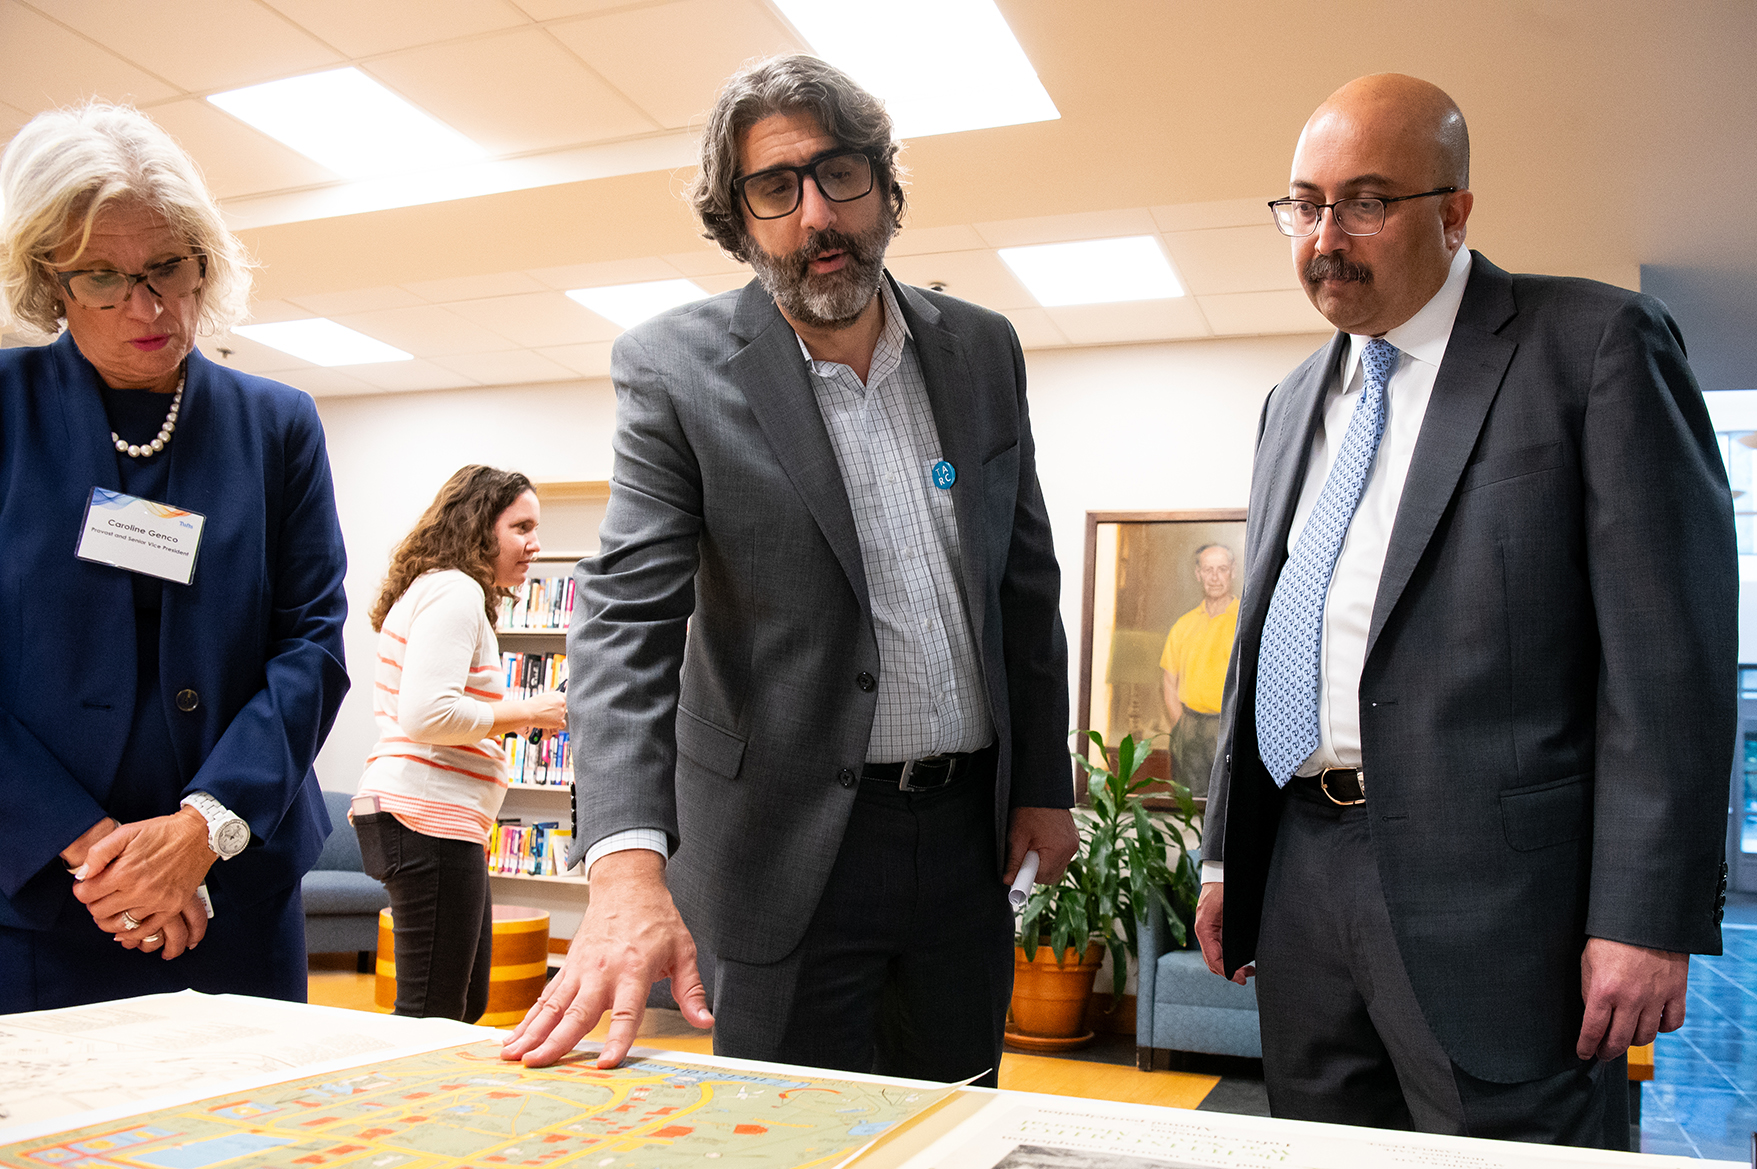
[1206,251,1737,1083]
[566,274,1072,967]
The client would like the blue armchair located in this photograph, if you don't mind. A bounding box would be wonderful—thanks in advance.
[1136,848,1262,1069]
[302,790,391,971]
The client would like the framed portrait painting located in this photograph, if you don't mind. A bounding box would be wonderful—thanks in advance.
[1078,509,1248,808]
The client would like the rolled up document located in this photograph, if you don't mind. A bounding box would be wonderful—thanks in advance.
[1008,849,1041,908]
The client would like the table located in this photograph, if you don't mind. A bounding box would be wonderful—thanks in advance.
[0,995,1736,1169]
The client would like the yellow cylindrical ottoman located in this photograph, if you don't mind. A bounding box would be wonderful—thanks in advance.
[375,905,551,1026]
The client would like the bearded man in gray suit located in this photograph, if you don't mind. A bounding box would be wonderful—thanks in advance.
[501,55,1078,1083]
[1197,74,1735,1147]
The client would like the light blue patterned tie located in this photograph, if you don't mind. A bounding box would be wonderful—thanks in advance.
[1255,338,1400,787]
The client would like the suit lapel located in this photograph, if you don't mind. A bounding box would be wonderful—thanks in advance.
[890,278,988,641]
[725,279,870,614]
[1239,333,1345,642]
[1364,254,1518,659]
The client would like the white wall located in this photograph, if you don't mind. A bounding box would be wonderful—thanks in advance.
[310,332,1328,790]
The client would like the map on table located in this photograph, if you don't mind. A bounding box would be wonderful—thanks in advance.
[0,1042,952,1169]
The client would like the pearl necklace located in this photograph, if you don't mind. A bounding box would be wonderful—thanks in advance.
[112,371,184,459]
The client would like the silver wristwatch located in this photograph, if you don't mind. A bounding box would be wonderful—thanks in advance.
[181,792,251,860]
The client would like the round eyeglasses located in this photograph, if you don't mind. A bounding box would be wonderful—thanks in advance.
[1268,188,1457,238]
[54,254,207,310]
[734,150,875,221]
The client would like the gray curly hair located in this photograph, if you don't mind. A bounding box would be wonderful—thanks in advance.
[0,102,253,335]
[688,54,906,263]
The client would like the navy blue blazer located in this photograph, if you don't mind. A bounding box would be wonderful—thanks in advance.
[0,333,349,932]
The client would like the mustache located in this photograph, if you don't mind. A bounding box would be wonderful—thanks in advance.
[1304,253,1373,285]
[774,229,872,279]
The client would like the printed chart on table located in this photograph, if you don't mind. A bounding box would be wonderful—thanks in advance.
[0,1041,957,1169]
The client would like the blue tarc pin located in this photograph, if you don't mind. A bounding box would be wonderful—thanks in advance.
[931,460,956,489]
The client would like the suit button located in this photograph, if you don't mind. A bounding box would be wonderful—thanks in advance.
[839,768,856,788]
[176,689,200,713]
[857,672,876,692]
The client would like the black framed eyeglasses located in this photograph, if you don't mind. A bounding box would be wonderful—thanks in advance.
[53,253,207,309]
[1268,187,1457,238]
[733,150,875,220]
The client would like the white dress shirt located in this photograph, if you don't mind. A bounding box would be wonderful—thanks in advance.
[1202,245,1472,885]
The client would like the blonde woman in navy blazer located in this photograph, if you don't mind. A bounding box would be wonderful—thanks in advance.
[0,104,349,1010]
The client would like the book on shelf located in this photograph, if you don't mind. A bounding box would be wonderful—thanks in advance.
[499,648,570,785]
[488,818,578,877]
[500,576,576,631]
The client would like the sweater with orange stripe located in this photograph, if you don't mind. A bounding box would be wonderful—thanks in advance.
[358,569,508,844]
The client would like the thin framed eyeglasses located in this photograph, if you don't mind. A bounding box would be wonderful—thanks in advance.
[1268,187,1457,238]
[734,150,875,220]
[53,254,207,310]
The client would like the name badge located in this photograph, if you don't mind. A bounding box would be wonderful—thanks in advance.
[76,487,207,585]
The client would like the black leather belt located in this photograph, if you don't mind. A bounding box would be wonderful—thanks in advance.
[863,751,977,792]
[1294,767,1367,805]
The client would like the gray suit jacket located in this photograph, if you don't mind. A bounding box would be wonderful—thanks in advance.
[1207,252,1737,1083]
[567,274,1072,966]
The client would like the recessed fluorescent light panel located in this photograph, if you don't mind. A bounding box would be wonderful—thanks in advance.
[567,280,709,330]
[209,68,487,178]
[999,236,1186,307]
[233,320,412,366]
[774,0,1058,139]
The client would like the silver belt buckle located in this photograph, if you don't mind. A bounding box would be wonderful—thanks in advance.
[897,755,956,792]
[1319,767,1367,806]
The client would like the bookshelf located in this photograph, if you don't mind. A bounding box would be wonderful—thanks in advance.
[494,547,593,940]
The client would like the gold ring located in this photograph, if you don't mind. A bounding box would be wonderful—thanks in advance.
[121,911,142,931]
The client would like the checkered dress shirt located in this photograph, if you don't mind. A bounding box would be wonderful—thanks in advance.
[800,279,993,762]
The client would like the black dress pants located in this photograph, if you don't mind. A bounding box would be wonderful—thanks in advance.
[710,748,1015,1087]
[355,813,493,1024]
[1254,784,1627,1148]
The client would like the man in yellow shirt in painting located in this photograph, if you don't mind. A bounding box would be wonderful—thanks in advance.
[1159,543,1239,800]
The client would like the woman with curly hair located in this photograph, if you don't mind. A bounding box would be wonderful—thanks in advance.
[353,465,566,1022]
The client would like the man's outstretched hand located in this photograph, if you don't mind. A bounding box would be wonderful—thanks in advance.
[499,850,712,1068]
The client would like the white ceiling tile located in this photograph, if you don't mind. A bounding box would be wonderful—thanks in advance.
[1151,198,1276,233]
[0,2,181,110]
[998,307,1069,350]
[1162,225,1299,296]
[446,290,621,346]
[432,349,580,386]
[1046,298,1211,345]
[42,0,343,94]
[526,257,687,289]
[331,304,516,355]
[888,224,991,257]
[269,367,376,397]
[973,209,1161,249]
[693,274,751,295]
[548,0,803,130]
[198,331,311,374]
[507,0,627,17]
[260,0,530,58]
[884,251,1035,311]
[240,299,322,324]
[536,341,615,378]
[662,248,750,277]
[285,287,430,316]
[366,28,655,155]
[0,99,33,141]
[1196,290,1331,336]
[400,271,551,303]
[145,98,340,200]
[339,358,479,391]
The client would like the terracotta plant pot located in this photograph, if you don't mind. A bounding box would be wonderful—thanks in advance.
[1008,940,1104,1038]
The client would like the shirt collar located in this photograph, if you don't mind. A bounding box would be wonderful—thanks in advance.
[1344,245,1473,378]
[794,275,911,381]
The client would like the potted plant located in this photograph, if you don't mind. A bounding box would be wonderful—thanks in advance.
[1008,730,1200,1047]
